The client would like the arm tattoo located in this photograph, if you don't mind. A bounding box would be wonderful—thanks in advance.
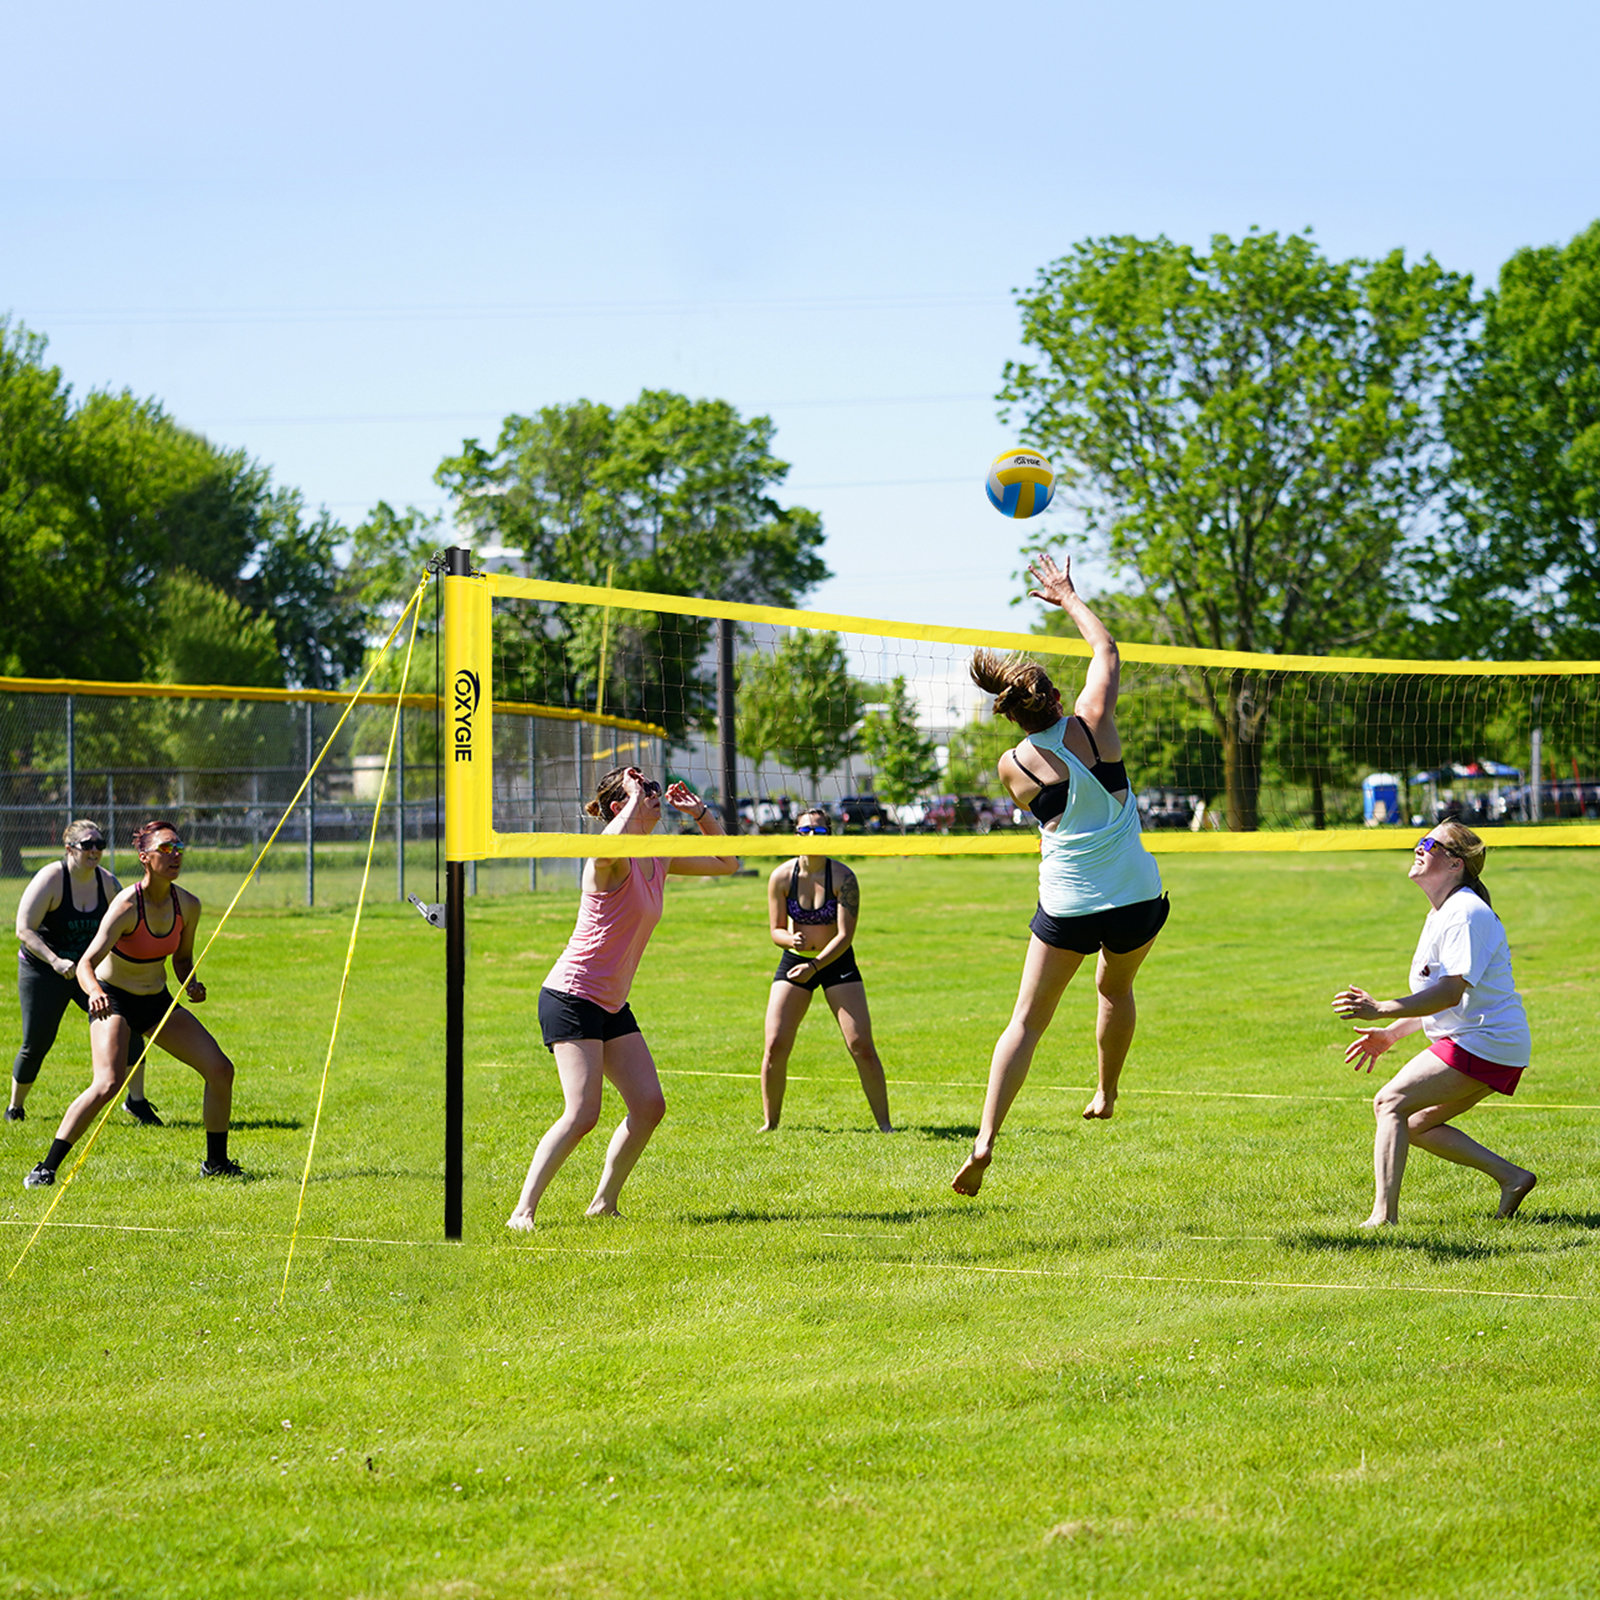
[838,872,860,916]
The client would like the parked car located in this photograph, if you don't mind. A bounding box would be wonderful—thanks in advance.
[887,799,933,831]
[1138,789,1202,830]
[736,795,798,831]
[832,795,889,830]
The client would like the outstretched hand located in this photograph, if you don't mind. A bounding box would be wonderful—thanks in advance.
[1345,1028,1393,1072]
[665,780,705,817]
[1027,552,1078,609]
[1331,985,1381,1021]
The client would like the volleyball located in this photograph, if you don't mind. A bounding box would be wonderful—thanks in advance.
[986,448,1056,518]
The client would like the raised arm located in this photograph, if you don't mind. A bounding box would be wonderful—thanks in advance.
[1028,553,1121,755]
[664,781,739,876]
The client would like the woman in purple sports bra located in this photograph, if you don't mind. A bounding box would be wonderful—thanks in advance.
[507,766,737,1228]
[758,809,893,1133]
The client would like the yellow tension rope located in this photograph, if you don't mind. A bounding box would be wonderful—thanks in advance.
[278,585,426,1306]
[6,580,431,1284]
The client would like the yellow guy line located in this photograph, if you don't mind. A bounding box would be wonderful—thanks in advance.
[6,580,430,1284]
[485,572,1600,677]
[278,585,425,1307]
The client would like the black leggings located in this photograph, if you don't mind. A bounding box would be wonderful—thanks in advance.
[12,956,89,1085]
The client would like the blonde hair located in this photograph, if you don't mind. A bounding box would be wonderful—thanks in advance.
[1431,819,1492,907]
[969,649,1060,733]
[62,819,104,849]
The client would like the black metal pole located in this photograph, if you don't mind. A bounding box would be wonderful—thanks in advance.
[717,618,739,835]
[444,545,470,1240]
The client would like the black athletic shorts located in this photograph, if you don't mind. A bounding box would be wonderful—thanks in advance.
[1029,894,1170,956]
[774,947,864,992]
[99,984,180,1036]
[537,986,643,1050]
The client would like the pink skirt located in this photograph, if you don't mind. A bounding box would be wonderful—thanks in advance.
[1432,1037,1525,1097]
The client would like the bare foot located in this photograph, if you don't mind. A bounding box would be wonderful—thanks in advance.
[876,1123,896,1134]
[758,1121,777,1133]
[1497,1170,1537,1218]
[1359,1214,1396,1229]
[585,1200,622,1218]
[1082,1090,1116,1120]
[506,1210,536,1232]
[951,1147,992,1196]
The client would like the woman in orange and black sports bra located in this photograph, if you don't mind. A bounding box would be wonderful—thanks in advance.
[23,818,244,1189]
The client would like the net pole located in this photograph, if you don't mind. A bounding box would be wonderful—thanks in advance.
[441,544,491,1241]
[717,618,738,834]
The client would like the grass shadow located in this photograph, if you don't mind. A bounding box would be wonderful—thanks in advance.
[1277,1226,1549,1263]
[683,1205,954,1227]
[137,1116,305,1132]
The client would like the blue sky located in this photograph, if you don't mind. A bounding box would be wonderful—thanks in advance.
[5,0,1598,635]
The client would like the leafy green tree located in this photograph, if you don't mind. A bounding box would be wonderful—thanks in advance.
[244,495,368,690]
[1439,219,1600,657]
[1003,230,1472,829]
[943,714,1016,796]
[735,632,862,800]
[860,676,939,814]
[435,390,828,738]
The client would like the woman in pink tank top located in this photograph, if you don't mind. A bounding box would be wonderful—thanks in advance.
[508,766,737,1228]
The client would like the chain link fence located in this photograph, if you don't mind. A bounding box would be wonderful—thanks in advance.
[0,682,665,908]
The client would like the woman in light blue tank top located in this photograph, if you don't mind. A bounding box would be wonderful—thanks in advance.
[952,554,1168,1198]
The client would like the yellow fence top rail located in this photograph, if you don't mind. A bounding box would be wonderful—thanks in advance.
[0,674,666,739]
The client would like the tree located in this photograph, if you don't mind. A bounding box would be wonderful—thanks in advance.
[943,714,1016,796]
[860,676,939,814]
[1438,219,1600,658]
[435,390,828,739]
[244,494,369,690]
[735,632,862,800]
[1002,230,1472,829]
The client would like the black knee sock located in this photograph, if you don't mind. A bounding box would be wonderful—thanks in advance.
[206,1132,229,1165]
[43,1138,73,1172]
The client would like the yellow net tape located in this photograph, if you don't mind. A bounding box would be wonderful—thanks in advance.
[483,574,1600,678]
[7,580,430,1284]
[278,587,425,1306]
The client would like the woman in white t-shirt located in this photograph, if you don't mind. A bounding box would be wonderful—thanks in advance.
[1332,820,1536,1227]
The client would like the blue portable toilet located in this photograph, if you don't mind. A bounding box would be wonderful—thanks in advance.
[1362,772,1401,825]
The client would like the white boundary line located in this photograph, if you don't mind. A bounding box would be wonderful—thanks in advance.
[3,1219,1586,1301]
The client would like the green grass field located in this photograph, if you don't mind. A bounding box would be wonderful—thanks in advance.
[2,850,1597,1599]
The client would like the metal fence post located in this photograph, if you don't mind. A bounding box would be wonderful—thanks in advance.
[527,713,538,893]
[65,695,76,825]
[106,772,115,874]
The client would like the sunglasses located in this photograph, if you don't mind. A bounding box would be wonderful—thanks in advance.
[73,839,107,852]
[639,780,662,798]
[796,825,831,835]
[146,841,187,857]
[1415,837,1459,858]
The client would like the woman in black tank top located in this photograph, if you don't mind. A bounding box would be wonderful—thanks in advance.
[9,820,153,1121]
[758,810,894,1133]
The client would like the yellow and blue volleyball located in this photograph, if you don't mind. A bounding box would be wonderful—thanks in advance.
[986,448,1056,518]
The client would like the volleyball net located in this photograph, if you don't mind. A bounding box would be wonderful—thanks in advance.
[448,565,1600,860]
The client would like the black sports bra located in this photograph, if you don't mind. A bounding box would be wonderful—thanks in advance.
[787,858,838,925]
[1015,717,1130,823]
